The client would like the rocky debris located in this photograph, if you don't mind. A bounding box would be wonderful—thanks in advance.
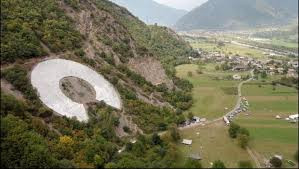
[128,57,173,87]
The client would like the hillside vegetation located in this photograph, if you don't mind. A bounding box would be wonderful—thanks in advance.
[175,0,299,30]
[1,0,196,168]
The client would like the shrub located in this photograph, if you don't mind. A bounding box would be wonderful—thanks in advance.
[238,134,249,149]
[270,156,282,168]
[123,126,130,133]
[239,127,250,137]
[238,161,253,168]
[228,123,240,138]
[212,160,226,168]
[184,158,202,168]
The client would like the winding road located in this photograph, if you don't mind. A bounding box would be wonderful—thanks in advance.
[159,69,262,167]
[225,69,254,118]
[176,69,255,132]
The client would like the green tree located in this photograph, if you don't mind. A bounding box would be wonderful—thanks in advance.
[188,112,194,121]
[1,115,58,168]
[94,154,104,168]
[238,134,249,149]
[169,125,180,142]
[261,71,267,79]
[184,158,202,168]
[239,127,250,137]
[151,133,162,145]
[270,156,282,168]
[238,161,253,168]
[212,160,226,168]
[215,65,220,71]
[176,114,186,125]
[228,123,240,138]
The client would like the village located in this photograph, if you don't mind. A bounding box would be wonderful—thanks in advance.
[189,50,298,79]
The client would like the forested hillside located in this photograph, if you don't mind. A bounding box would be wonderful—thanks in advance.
[175,0,299,30]
[1,0,197,168]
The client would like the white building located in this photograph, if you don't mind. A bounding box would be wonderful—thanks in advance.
[182,139,192,145]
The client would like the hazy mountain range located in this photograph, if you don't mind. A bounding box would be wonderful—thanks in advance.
[175,0,299,31]
[110,0,187,26]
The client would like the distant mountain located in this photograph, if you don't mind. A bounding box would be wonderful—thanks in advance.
[110,0,187,26]
[175,0,299,31]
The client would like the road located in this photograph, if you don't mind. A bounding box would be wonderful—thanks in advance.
[175,69,255,132]
[225,69,254,117]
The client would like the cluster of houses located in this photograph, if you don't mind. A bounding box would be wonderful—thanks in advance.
[179,116,206,128]
[190,50,298,78]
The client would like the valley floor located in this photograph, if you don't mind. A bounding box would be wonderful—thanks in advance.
[175,63,298,168]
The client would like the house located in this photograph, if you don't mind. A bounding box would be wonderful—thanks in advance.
[188,153,202,160]
[233,74,241,80]
[182,139,192,145]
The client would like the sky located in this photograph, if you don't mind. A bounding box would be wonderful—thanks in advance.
[153,0,208,11]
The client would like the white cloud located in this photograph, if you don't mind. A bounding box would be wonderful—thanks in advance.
[153,0,208,11]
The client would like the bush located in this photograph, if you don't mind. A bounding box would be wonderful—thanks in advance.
[212,160,226,168]
[238,134,249,149]
[228,123,240,138]
[239,127,250,137]
[123,126,130,133]
[151,133,162,145]
[238,161,253,168]
[169,125,180,142]
[184,158,202,168]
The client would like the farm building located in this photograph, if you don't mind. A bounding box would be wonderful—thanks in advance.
[182,139,192,145]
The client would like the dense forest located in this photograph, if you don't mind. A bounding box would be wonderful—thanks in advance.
[0,0,198,168]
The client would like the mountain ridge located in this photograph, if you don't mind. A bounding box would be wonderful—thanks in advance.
[110,0,187,26]
[175,0,299,31]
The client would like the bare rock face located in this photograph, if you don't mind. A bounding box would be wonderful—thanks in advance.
[128,57,173,87]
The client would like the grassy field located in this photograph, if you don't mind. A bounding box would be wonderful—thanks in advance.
[270,39,298,49]
[190,41,267,58]
[177,121,255,168]
[235,83,298,167]
[176,63,249,119]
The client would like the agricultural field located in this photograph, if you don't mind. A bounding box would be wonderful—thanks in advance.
[235,83,298,168]
[270,39,298,49]
[177,121,255,168]
[190,40,267,59]
[175,63,250,119]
